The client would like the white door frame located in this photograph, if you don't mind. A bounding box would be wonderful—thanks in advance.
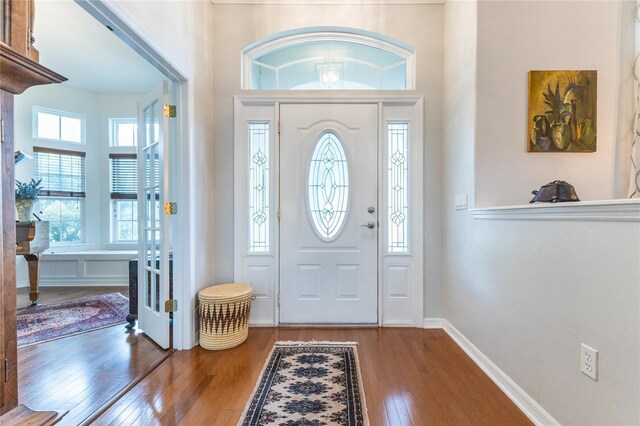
[74,0,194,349]
[234,94,424,327]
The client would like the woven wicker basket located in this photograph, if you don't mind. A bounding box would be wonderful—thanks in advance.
[198,283,253,350]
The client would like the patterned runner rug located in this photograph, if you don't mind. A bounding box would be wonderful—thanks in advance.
[17,292,129,347]
[239,341,369,426]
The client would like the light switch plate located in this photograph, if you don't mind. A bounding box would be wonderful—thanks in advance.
[455,194,468,210]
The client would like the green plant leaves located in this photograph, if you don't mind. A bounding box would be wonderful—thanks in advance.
[15,178,43,200]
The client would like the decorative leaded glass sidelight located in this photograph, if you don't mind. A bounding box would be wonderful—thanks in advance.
[387,122,409,253]
[308,131,350,241]
[249,123,270,252]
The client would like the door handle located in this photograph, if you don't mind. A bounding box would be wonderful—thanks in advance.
[361,221,376,229]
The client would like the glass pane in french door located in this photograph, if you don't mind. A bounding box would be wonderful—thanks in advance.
[142,100,161,314]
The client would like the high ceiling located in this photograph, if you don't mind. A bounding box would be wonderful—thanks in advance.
[33,0,164,94]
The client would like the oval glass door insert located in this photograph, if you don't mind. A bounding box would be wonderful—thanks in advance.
[308,131,350,241]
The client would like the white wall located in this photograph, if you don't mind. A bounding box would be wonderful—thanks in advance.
[444,1,640,424]
[474,0,635,207]
[210,3,444,317]
[443,0,477,224]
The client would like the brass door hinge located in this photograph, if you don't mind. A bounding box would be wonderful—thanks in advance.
[163,104,177,118]
[164,202,177,215]
[277,121,281,134]
[165,299,178,313]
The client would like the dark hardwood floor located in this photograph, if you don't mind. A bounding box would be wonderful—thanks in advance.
[16,286,167,426]
[92,328,532,426]
[18,324,167,426]
[16,286,129,309]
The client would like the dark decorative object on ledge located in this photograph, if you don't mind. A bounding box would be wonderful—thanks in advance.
[530,180,580,203]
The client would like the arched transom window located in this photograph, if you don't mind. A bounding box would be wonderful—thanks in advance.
[242,27,415,90]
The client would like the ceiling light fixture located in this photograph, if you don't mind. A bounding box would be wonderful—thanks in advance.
[316,61,343,88]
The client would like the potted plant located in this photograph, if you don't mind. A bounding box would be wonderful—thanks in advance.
[15,178,42,222]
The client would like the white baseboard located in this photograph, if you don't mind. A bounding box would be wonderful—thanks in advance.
[17,279,127,288]
[39,279,129,287]
[423,317,445,328]
[423,317,559,426]
[381,320,417,327]
[249,321,276,327]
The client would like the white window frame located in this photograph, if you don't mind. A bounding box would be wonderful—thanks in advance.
[248,121,271,253]
[32,106,86,144]
[111,199,138,243]
[33,147,86,244]
[241,27,416,90]
[109,118,138,147]
[386,121,410,254]
[37,196,85,244]
[108,143,138,245]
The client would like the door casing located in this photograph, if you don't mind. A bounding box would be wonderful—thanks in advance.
[234,94,424,327]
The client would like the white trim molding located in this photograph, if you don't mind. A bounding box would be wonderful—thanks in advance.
[74,0,189,82]
[471,199,640,222]
[423,318,560,425]
[422,317,445,329]
[215,0,443,4]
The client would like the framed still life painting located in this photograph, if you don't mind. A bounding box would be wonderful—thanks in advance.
[528,70,597,153]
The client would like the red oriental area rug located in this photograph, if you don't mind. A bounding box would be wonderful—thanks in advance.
[17,292,129,347]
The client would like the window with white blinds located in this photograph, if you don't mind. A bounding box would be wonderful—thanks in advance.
[109,154,138,199]
[33,147,86,197]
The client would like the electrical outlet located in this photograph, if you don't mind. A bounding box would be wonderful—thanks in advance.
[455,194,468,210]
[581,343,598,381]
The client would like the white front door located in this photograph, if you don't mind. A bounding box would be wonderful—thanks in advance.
[137,81,172,348]
[280,104,378,324]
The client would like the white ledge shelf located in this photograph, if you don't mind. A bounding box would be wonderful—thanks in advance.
[470,199,640,222]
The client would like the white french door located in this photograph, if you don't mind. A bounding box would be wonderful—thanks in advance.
[137,81,171,348]
[279,104,378,324]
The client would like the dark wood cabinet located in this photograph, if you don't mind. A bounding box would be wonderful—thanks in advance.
[0,0,65,416]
